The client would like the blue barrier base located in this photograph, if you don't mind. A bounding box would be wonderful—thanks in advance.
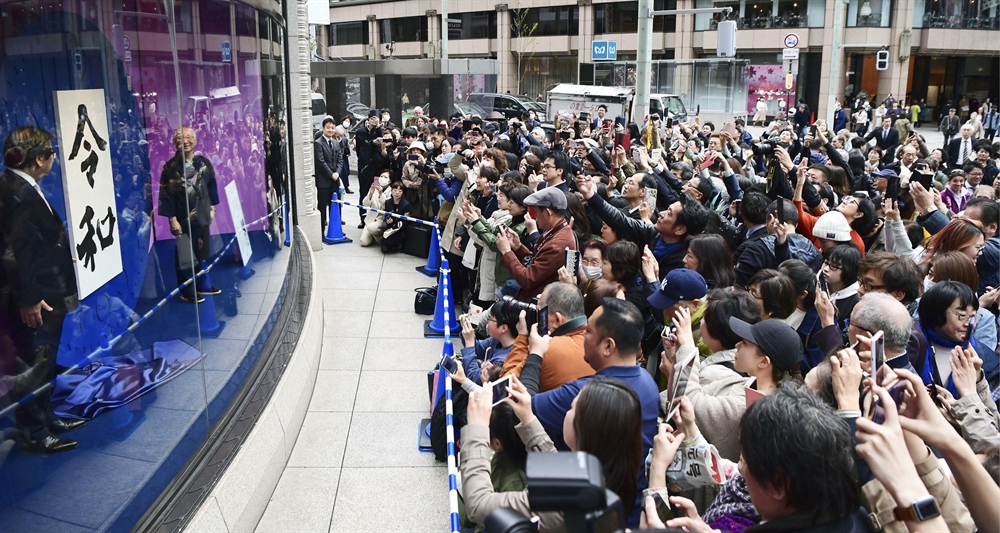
[417,418,433,452]
[322,235,352,245]
[415,265,437,277]
[237,266,255,280]
[201,320,226,338]
[423,320,452,338]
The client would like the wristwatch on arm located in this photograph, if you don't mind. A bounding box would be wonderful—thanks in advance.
[892,496,941,522]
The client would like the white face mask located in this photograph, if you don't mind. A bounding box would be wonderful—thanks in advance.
[382,115,390,122]
[342,121,350,128]
[480,160,492,168]
[582,266,603,280]
[923,276,937,293]
[378,176,390,188]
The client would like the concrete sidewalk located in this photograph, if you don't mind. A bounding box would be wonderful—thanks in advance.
[254,217,451,533]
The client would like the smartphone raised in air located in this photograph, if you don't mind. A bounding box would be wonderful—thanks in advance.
[492,374,514,406]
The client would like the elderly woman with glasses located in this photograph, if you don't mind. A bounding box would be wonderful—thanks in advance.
[916,281,995,400]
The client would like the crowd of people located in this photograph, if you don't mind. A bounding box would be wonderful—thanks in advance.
[317,98,1000,532]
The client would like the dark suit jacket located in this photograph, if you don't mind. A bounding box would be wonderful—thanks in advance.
[314,135,343,189]
[0,170,77,308]
[865,126,899,152]
[946,137,976,168]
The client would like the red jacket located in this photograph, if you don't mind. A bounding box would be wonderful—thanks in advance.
[500,223,578,301]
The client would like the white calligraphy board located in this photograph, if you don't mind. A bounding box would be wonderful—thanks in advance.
[225,181,252,266]
[54,89,122,299]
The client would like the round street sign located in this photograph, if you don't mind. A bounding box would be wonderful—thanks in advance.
[783,33,799,48]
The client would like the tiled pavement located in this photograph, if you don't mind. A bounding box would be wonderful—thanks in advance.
[255,200,452,533]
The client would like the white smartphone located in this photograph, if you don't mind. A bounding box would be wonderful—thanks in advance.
[643,187,658,211]
[492,374,514,406]
[564,248,581,276]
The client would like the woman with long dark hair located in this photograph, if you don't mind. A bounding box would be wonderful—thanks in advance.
[683,234,736,289]
[461,377,644,531]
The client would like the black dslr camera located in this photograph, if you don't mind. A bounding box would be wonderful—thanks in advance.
[485,452,626,533]
[495,295,538,325]
[751,133,788,159]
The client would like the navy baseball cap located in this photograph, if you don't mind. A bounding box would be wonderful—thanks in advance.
[728,318,803,371]
[647,268,708,310]
[872,168,898,179]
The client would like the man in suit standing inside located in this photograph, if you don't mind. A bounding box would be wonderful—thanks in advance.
[314,117,343,232]
[0,126,85,453]
[864,116,899,166]
[946,124,977,171]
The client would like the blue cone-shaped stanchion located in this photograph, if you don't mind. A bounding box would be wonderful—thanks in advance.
[283,195,291,247]
[322,192,352,245]
[197,260,226,337]
[423,259,459,337]
[416,218,440,277]
[238,265,255,280]
[431,341,454,410]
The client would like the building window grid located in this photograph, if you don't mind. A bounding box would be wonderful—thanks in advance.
[329,21,369,46]
[380,16,428,43]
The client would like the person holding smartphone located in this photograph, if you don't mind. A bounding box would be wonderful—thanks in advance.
[915,281,993,401]
[458,307,518,386]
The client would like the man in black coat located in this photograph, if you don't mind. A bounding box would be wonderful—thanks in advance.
[353,110,385,226]
[314,117,343,231]
[0,126,85,453]
[864,117,900,165]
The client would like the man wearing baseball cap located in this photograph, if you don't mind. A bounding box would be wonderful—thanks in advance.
[729,317,804,392]
[496,188,578,300]
[647,268,708,321]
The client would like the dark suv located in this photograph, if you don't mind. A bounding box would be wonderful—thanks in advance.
[466,93,544,120]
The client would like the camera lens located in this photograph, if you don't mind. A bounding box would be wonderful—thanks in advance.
[497,295,537,325]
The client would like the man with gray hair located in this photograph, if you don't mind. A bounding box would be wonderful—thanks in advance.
[501,281,592,392]
[848,292,918,373]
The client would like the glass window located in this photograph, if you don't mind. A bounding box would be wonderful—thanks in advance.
[199,0,231,34]
[654,0,678,32]
[511,6,579,37]
[0,1,294,531]
[446,11,497,40]
[918,0,998,28]
[235,3,255,37]
[847,0,892,27]
[696,0,816,29]
[594,2,639,34]
[330,21,369,46]
[380,16,428,43]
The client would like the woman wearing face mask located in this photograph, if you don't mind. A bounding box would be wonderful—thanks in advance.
[462,377,643,532]
[380,181,411,253]
[359,172,393,247]
[339,116,353,193]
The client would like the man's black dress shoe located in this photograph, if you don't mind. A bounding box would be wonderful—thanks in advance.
[50,418,86,434]
[345,188,355,194]
[357,222,366,229]
[20,435,78,454]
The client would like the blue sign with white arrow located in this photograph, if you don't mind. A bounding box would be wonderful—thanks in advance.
[222,41,232,62]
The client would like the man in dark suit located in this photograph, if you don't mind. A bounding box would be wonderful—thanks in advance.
[946,124,976,170]
[314,116,343,231]
[0,126,85,453]
[864,117,899,165]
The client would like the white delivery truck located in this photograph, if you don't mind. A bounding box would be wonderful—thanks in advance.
[546,84,635,124]
[546,84,689,124]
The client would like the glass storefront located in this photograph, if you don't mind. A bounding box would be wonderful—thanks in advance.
[695,0,825,30]
[0,0,294,530]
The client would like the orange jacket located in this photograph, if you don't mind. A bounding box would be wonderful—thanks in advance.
[501,326,593,392]
[794,199,866,255]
